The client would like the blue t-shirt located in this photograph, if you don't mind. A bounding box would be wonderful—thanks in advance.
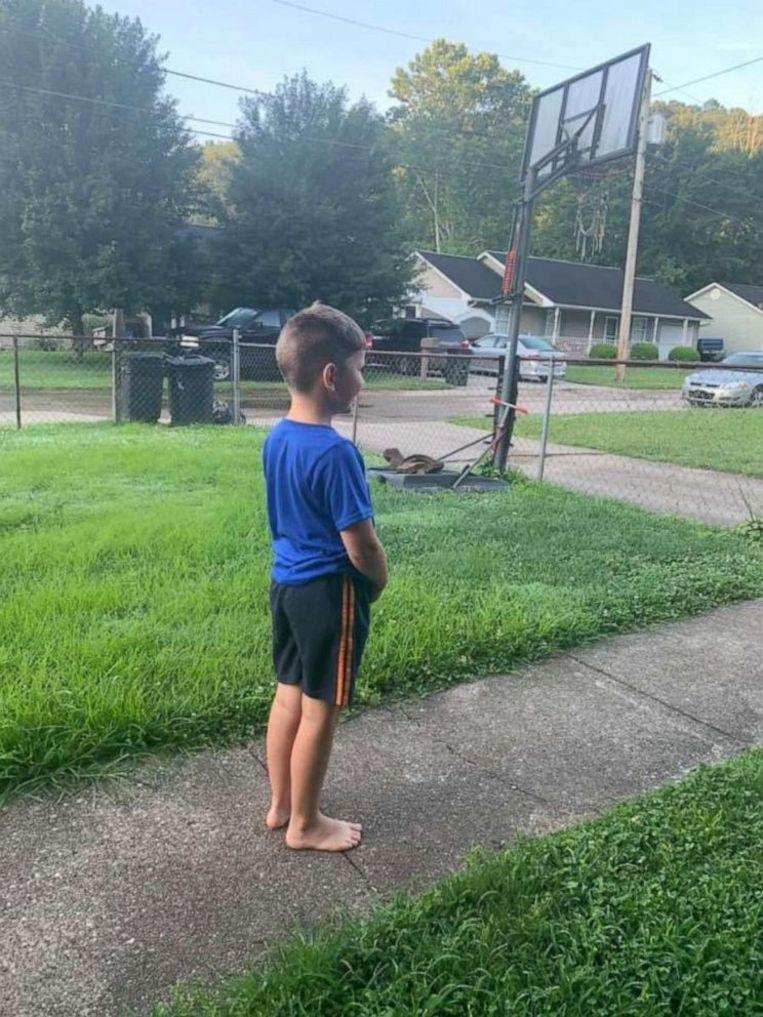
[263,420,375,585]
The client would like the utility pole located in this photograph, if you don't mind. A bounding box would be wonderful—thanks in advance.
[615,70,652,384]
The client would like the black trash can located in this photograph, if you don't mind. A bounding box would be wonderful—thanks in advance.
[120,352,165,423]
[443,350,472,387]
[166,354,215,426]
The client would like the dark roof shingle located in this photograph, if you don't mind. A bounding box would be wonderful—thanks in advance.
[722,282,763,309]
[484,252,708,319]
[417,250,503,300]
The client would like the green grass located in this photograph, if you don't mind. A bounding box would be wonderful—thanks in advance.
[0,349,447,394]
[1,424,762,802]
[152,750,763,1017]
[0,347,112,390]
[453,410,763,479]
[566,365,690,389]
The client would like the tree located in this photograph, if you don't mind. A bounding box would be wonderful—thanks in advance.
[387,40,533,253]
[216,73,411,324]
[531,120,763,294]
[0,0,202,334]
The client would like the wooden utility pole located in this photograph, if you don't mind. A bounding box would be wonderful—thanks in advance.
[616,70,652,384]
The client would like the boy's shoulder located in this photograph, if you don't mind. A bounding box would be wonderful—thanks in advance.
[265,421,362,468]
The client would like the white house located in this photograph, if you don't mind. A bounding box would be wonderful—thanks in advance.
[408,250,710,358]
[685,282,763,355]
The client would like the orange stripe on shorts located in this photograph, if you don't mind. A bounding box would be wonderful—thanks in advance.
[336,576,350,705]
[343,581,356,707]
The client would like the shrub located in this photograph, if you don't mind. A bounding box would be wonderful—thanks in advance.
[589,343,617,360]
[668,346,696,362]
[630,342,659,361]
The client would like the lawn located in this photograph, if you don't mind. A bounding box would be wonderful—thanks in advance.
[1,425,761,802]
[453,409,763,479]
[0,349,448,393]
[152,750,762,1017]
[566,364,691,389]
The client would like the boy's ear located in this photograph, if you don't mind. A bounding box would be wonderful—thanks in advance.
[322,362,337,391]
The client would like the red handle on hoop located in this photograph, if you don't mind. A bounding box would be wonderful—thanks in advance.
[490,396,529,414]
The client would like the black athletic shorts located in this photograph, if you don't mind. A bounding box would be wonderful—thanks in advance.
[270,572,371,708]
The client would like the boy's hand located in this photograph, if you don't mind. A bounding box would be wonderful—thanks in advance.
[341,519,388,598]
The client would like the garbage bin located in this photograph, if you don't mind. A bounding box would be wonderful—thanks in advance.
[443,349,472,386]
[166,354,215,425]
[120,352,165,423]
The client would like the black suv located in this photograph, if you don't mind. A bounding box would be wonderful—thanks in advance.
[178,307,295,381]
[369,317,472,383]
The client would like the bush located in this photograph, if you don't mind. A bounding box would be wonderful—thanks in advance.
[668,346,696,362]
[630,342,659,361]
[589,343,617,360]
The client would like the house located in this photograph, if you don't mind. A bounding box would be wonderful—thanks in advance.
[685,282,763,355]
[408,250,710,358]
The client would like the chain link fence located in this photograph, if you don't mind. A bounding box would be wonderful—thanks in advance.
[2,333,761,528]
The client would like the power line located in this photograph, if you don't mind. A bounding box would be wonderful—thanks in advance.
[0,78,238,131]
[647,185,763,234]
[0,24,269,98]
[653,56,763,99]
[272,0,583,72]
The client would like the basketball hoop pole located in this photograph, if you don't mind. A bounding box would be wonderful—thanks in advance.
[494,173,535,471]
[493,137,582,471]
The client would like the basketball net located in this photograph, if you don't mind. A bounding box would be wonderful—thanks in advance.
[573,180,609,259]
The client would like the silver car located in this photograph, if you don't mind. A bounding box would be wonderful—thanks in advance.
[470,334,567,381]
[682,352,763,408]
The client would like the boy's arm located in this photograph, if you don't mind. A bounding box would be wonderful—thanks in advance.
[341,520,388,602]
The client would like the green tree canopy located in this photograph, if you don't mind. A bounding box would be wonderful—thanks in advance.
[216,73,411,324]
[388,40,533,254]
[0,0,202,331]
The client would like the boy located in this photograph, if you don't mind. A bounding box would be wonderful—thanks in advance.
[262,304,388,852]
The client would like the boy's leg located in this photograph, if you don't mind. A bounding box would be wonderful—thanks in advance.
[264,682,303,829]
[285,693,362,852]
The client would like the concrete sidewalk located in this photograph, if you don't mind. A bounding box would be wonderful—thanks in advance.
[1,601,761,1017]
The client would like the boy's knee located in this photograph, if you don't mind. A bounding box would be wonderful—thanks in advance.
[300,694,341,726]
[275,682,303,717]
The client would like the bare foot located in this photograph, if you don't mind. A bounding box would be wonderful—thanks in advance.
[285,813,363,852]
[265,803,290,830]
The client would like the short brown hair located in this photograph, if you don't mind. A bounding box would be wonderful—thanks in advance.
[276,304,366,392]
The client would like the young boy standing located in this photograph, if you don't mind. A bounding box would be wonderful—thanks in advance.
[262,304,388,852]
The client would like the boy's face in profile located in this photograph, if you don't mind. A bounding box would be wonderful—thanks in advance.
[323,349,366,414]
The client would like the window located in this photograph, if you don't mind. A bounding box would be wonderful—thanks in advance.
[255,309,281,328]
[604,316,619,343]
[404,305,417,319]
[520,336,555,351]
[217,308,259,330]
[630,316,649,343]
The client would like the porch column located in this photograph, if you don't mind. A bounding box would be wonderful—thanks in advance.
[552,306,560,341]
[587,309,595,352]
[652,317,659,343]
[682,318,689,345]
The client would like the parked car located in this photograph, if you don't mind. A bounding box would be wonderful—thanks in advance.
[369,317,472,382]
[682,352,763,407]
[178,307,295,381]
[470,334,567,382]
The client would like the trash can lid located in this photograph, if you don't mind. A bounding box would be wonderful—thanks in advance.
[165,354,216,369]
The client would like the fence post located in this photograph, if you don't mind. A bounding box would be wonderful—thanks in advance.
[12,334,21,429]
[111,339,121,423]
[351,394,360,445]
[537,360,555,482]
[232,328,242,425]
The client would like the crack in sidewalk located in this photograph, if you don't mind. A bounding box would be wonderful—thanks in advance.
[564,652,747,746]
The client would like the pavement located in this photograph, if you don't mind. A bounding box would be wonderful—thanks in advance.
[1,599,760,1017]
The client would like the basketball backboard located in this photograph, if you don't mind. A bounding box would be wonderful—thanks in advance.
[521,45,650,185]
